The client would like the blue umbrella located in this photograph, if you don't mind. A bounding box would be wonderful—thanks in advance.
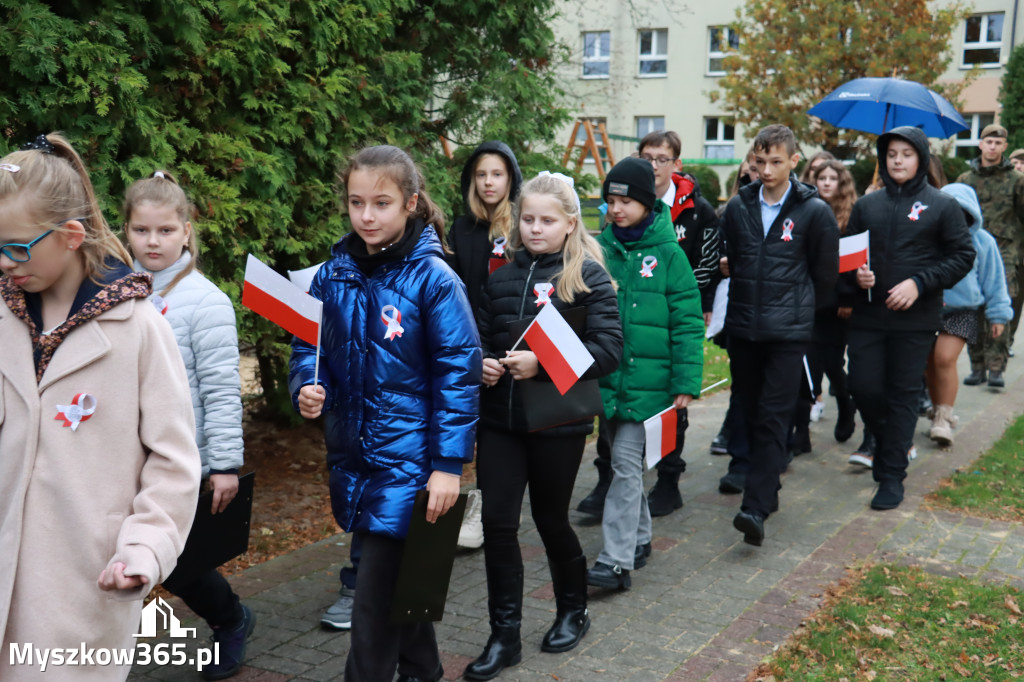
[808,77,968,138]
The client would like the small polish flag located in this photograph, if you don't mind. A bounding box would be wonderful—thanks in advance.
[287,262,325,293]
[243,254,323,346]
[644,406,677,469]
[517,303,594,395]
[839,232,869,273]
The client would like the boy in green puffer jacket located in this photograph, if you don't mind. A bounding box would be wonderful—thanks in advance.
[585,157,704,591]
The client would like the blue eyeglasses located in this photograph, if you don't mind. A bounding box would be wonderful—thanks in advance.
[0,230,55,263]
[0,218,88,263]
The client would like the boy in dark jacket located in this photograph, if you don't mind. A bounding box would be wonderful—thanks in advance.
[720,124,839,546]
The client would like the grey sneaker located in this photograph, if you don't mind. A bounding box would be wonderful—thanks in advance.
[321,587,355,630]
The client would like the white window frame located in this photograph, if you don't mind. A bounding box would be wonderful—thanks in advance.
[581,31,611,79]
[703,117,735,160]
[636,116,665,140]
[955,113,996,157]
[707,26,738,76]
[961,13,1004,68]
[638,29,668,78]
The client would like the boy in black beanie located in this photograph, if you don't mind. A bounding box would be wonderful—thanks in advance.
[586,158,704,591]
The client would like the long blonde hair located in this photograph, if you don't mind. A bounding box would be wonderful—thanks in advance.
[815,160,857,233]
[123,170,199,296]
[508,173,607,303]
[0,133,131,281]
[467,152,514,241]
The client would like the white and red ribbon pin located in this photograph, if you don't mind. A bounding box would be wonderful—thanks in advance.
[640,255,658,278]
[907,202,928,221]
[381,305,404,341]
[781,218,794,242]
[150,295,169,315]
[55,393,97,431]
[534,282,554,306]
[491,237,506,257]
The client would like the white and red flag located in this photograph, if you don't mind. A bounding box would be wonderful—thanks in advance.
[644,406,677,469]
[838,232,869,273]
[513,303,594,395]
[243,254,323,346]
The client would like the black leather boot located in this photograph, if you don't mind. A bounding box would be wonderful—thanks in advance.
[463,565,523,681]
[541,556,591,653]
[647,472,683,517]
[834,396,856,443]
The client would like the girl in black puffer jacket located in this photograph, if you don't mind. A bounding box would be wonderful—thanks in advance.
[464,172,622,681]
[843,126,974,511]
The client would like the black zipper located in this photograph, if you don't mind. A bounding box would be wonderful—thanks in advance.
[508,258,538,429]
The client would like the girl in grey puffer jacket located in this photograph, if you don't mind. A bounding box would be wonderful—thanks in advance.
[125,171,252,680]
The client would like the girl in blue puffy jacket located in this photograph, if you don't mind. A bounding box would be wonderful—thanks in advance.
[289,145,481,682]
[124,170,252,680]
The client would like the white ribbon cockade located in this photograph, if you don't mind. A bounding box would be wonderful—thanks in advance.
[0,163,20,173]
[492,237,507,257]
[537,171,582,215]
[55,393,97,431]
[150,294,169,315]
[534,282,554,306]
[907,201,928,222]
[781,218,794,242]
[381,305,404,341]
[640,255,658,278]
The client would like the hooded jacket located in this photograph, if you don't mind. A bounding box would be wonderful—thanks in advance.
[447,141,524,315]
[667,173,721,313]
[596,203,704,421]
[940,183,1013,323]
[477,248,623,435]
[289,225,481,540]
[843,126,975,332]
[720,173,840,342]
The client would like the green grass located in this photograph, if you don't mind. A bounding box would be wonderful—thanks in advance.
[701,338,730,396]
[760,564,1024,681]
[927,412,1024,523]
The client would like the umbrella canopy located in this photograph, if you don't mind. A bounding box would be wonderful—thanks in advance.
[808,77,969,139]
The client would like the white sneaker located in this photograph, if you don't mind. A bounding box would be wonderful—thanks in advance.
[457,489,483,549]
[810,399,826,423]
[908,446,918,461]
[848,453,873,468]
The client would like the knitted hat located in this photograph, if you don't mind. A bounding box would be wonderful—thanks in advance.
[602,157,656,210]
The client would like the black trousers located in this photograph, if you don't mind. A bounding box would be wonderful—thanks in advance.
[847,328,935,484]
[162,567,242,630]
[808,317,850,402]
[727,337,807,518]
[477,427,586,567]
[594,409,689,478]
[345,532,440,682]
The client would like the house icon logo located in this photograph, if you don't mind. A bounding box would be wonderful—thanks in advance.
[134,597,197,638]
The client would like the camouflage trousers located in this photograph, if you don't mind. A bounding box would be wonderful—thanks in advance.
[968,261,1021,372]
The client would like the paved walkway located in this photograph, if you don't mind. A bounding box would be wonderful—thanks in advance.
[130,348,1024,682]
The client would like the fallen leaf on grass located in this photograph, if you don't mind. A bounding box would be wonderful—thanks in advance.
[953,661,971,677]
[868,624,895,638]
[1006,594,1022,615]
[887,586,908,597]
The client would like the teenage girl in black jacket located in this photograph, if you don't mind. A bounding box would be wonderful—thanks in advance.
[843,126,974,510]
[464,172,622,681]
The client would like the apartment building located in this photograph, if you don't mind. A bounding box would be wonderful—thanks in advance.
[551,0,1024,193]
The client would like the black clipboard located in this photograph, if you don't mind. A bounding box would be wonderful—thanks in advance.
[172,472,255,583]
[390,490,467,623]
[507,307,604,432]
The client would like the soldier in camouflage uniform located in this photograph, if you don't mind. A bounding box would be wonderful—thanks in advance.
[956,124,1024,387]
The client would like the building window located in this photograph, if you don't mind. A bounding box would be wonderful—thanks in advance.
[636,116,665,140]
[962,13,1004,67]
[638,29,668,77]
[575,117,608,164]
[955,113,996,159]
[582,31,611,78]
[703,117,735,159]
[707,26,739,75]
